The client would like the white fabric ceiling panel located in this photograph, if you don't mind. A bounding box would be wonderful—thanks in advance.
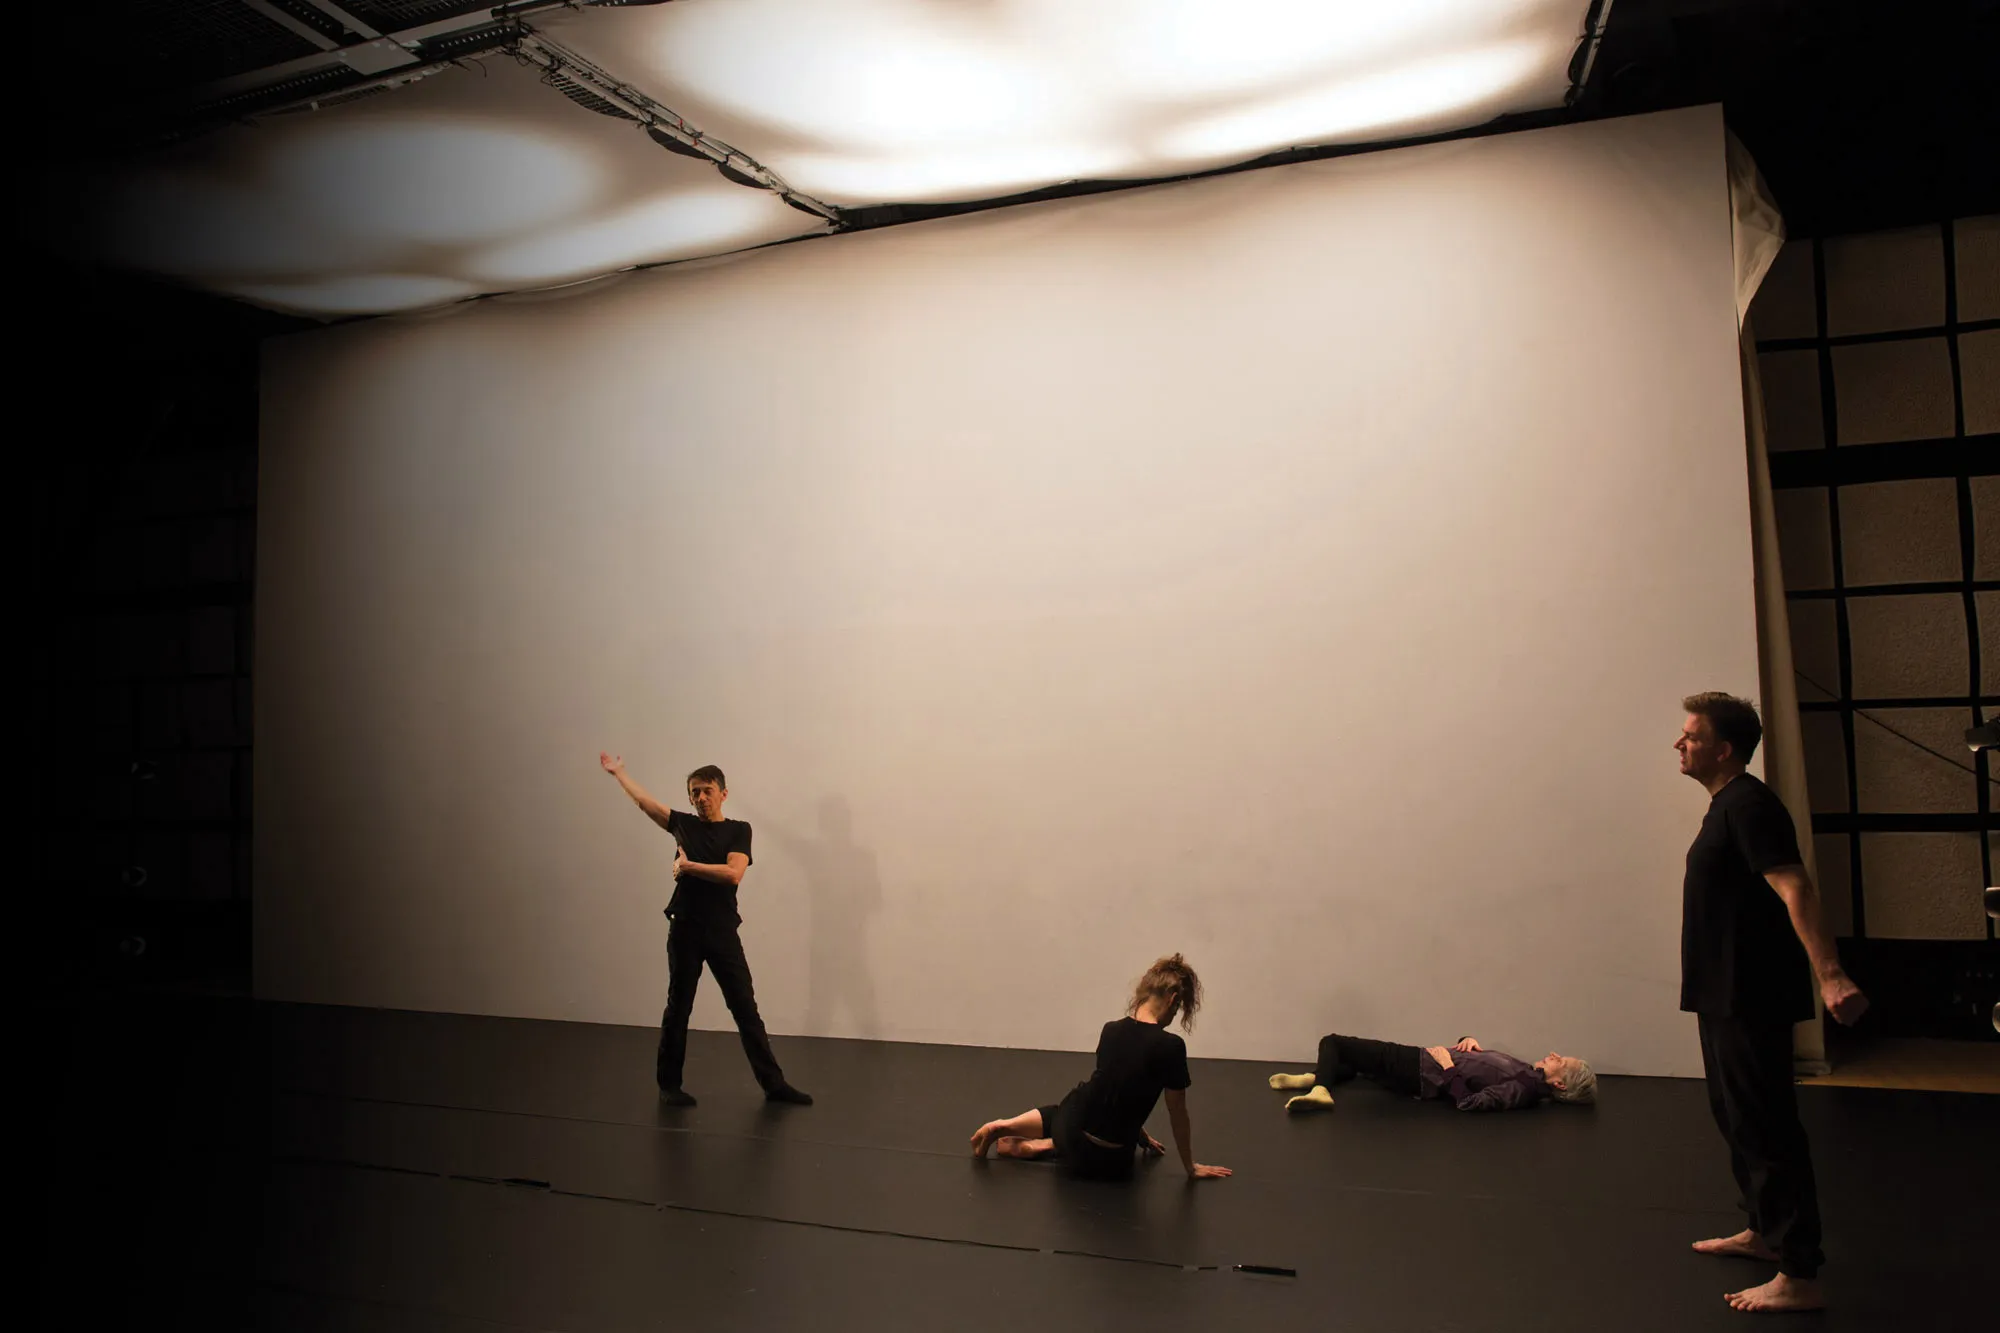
[68,0,1593,316]
[75,55,828,317]
[540,0,1589,205]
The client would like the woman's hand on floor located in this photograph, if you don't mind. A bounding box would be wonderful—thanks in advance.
[1188,1163,1232,1179]
[1141,1133,1167,1156]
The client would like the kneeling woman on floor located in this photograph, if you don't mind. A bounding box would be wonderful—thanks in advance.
[969,954,1231,1181]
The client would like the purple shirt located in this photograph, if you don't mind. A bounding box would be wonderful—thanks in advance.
[1418,1047,1551,1111]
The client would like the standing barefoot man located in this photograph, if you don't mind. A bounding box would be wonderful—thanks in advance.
[1674,694,1867,1314]
[600,753,812,1109]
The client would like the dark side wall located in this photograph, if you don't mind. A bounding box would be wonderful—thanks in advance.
[27,263,301,993]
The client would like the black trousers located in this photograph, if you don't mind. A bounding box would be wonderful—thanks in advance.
[1697,1014,1823,1279]
[1316,1033,1423,1098]
[1037,1083,1136,1181]
[657,915,786,1093]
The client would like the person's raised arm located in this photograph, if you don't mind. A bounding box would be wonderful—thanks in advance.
[600,752,676,832]
[1764,865,1869,1025]
[1163,1088,1231,1180]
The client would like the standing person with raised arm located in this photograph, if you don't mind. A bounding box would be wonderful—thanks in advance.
[600,753,812,1108]
[1673,693,1868,1315]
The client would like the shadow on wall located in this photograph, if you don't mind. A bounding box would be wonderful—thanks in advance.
[766,796,881,1038]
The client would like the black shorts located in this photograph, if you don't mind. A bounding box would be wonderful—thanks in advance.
[1039,1083,1136,1181]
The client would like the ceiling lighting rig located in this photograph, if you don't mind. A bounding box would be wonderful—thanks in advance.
[172,2,653,145]
[171,3,838,224]
[507,33,841,223]
[177,2,546,142]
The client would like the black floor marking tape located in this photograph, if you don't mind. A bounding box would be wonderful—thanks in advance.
[279,1149,1238,1274]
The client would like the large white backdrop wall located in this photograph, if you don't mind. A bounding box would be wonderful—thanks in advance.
[257,105,1753,1077]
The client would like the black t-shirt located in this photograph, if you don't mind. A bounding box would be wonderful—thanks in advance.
[664,810,753,925]
[1680,773,1813,1022]
[1075,1017,1192,1144]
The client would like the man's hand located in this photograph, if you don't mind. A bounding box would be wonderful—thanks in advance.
[1426,1046,1455,1070]
[1453,1037,1482,1053]
[1821,971,1869,1026]
[1141,1132,1167,1157]
[1188,1163,1232,1179]
[672,844,690,877]
[599,752,625,775]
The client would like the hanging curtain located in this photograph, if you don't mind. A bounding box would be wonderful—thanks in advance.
[1727,129,1829,1074]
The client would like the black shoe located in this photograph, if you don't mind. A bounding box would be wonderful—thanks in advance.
[658,1086,698,1107]
[765,1084,813,1106]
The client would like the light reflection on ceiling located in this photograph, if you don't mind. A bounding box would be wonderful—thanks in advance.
[76,0,1594,318]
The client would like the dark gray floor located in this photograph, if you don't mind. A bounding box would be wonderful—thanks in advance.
[34,995,1995,1331]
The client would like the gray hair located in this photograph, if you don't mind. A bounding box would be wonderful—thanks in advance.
[1550,1058,1597,1105]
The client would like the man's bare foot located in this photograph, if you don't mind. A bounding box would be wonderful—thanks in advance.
[970,1123,998,1158]
[1694,1229,1780,1261]
[1269,1072,1316,1091]
[1725,1274,1824,1313]
[1284,1086,1335,1112]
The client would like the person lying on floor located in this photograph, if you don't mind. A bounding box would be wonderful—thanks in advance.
[1269,1032,1597,1112]
[969,954,1232,1181]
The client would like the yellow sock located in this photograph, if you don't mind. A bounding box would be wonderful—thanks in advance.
[1285,1086,1335,1112]
[1269,1072,1316,1091]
